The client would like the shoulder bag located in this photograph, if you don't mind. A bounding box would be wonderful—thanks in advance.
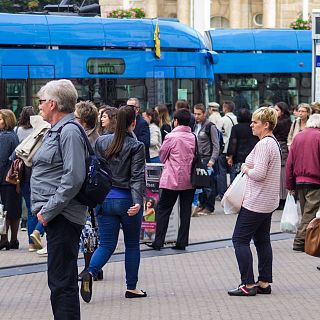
[305,218,320,257]
[191,134,211,188]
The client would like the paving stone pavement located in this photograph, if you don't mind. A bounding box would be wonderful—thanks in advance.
[1,203,319,319]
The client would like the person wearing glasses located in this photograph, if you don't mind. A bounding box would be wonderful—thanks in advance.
[31,80,87,319]
[127,97,150,162]
[287,103,312,148]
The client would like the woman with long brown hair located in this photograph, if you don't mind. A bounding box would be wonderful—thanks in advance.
[80,105,146,303]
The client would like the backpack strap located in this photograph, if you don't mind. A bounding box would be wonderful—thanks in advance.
[226,115,235,126]
[55,121,94,156]
[263,135,282,158]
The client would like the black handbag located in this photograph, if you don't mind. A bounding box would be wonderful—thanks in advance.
[191,134,211,188]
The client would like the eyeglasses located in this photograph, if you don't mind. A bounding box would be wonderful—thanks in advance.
[38,99,47,105]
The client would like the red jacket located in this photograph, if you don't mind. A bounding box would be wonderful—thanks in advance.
[286,128,320,190]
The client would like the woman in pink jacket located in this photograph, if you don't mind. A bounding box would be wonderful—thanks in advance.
[147,108,196,251]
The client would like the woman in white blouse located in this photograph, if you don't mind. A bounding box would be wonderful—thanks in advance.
[142,108,162,163]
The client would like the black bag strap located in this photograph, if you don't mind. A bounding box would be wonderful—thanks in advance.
[192,133,200,158]
[55,120,94,156]
[226,115,235,126]
[263,135,282,158]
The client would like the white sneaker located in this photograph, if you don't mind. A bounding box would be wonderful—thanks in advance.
[37,246,47,256]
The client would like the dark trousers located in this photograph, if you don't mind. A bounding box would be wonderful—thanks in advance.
[47,215,82,320]
[198,158,216,212]
[232,207,273,285]
[216,154,236,197]
[153,188,195,248]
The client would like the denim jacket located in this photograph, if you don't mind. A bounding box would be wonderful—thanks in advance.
[31,114,87,226]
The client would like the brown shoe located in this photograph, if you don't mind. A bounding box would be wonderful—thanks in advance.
[192,206,204,217]
[30,231,43,250]
[199,208,214,215]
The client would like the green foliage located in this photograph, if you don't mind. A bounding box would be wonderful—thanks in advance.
[290,17,312,30]
[107,7,145,19]
[0,1,58,13]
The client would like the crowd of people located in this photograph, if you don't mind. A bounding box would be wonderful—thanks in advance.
[0,78,319,318]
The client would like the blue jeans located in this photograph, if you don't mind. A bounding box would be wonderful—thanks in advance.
[149,156,160,163]
[232,207,273,285]
[88,198,143,290]
[21,182,44,243]
[217,154,236,197]
[20,182,35,244]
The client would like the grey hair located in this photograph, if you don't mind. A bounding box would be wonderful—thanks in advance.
[38,79,78,113]
[127,97,140,108]
[298,103,312,115]
[306,114,320,128]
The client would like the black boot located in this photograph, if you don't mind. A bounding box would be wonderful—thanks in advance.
[9,239,19,249]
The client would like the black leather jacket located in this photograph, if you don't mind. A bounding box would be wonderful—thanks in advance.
[95,132,146,206]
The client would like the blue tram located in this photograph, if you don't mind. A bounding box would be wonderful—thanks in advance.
[207,29,312,111]
[0,13,216,115]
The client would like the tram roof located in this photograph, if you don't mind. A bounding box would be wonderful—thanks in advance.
[208,29,311,52]
[0,13,207,50]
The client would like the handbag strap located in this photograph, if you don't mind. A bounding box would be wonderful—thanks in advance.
[192,133,200,157]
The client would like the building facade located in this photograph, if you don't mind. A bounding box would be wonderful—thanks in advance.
[100,0,320,29]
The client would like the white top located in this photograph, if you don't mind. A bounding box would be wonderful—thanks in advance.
[149,123,162,159]
[217,112,237,153]
[14,126,33,143]
[208,112,221,126]
[242,137,281,213]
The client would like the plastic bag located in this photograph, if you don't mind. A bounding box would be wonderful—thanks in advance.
[0,204,7,235]
[280,193,299,233]
[221,172,247,214]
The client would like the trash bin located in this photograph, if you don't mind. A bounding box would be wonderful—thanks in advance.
[140,163,179,244]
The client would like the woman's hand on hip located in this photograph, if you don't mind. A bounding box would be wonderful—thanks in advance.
[127,203,141,216]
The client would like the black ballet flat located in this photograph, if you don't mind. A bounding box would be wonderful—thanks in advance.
[9,240,19,249]
[145,243,161,251]
[171,245,186,251]
[0,241,10,251]
[125,290,147,298]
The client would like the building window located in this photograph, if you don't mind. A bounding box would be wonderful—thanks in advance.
[210,16,230,28]
[253,13,263,27]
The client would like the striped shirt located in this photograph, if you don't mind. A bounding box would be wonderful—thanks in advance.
[242,136,281,213]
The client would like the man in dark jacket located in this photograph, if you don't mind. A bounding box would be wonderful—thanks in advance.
[286,114,320,254]
[127,98,150,162]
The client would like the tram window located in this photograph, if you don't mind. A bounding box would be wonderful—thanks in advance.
[112,79,147,109]
[31,79,51,112]
[177,79,193,107]
[87,58,125,75]
[154,79,173,112]
[264,75,297,106]
[5,80,26,117]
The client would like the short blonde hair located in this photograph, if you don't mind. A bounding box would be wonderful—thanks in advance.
[252,107,278,131]
[0,109,17,130]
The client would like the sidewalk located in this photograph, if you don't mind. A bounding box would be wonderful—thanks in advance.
[1,204,320,319]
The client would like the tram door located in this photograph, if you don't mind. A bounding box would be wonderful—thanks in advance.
[1,65,55,116]
[153,66,195,114]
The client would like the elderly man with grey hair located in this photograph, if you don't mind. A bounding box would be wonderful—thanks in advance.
[31,79,87,320]
[286,114,320,255]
